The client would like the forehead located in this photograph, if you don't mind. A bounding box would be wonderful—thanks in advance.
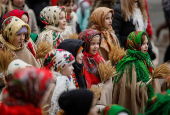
[90,36,100,42]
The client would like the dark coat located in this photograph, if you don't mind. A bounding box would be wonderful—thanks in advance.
[57,39,87,88]
[112,0,156,60]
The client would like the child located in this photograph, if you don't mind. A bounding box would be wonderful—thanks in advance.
[58,89,98,115]
[112,31,160,115]
[36,6,70,49]
[90,7,120,61]
[78,29,105,88]
[0,16,39,67]
[2,9,37,56]
[57,38,87,89]
[58,0,81,34]
[0,68,53,115]
[43,49,76,115]
[101,105,131,115]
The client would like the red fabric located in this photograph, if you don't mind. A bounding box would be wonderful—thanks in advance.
[27,42,35,57]
[51,0,59,6]
[83,52,105,88]
[0,103,42,115]
[144,0,153,37]
[2,9,29,24]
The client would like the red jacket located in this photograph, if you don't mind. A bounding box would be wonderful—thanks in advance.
[51,0,58,6]
[144,0,153,37]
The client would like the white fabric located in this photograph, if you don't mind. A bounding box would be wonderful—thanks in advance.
[128,7,147,31]
[7,59,32,75]
[49,74,76,115]
[67,12,79,34]
[117,112,129,115]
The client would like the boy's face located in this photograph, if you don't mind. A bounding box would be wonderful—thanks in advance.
[13,0,25,8]
[58,11,67,29]
[65,0,74,15]
[141,35,148,54]
[76,51,84,64]
[89,36,100,55]
[12,33,26,48]
[60,64,74,77]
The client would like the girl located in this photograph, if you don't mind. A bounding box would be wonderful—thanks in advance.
[2,9,37,57]
[0,68,53,115]
[58,0,81,34]
[58,38,87,89]
[90,7,120,61]
[11,0,38,34]
[36,6,69,49]
[112,0,155,60]
[43,49,76,115]
[0,16,39,67]
[112,31,160,115]
[78,29,105,88]
[58,89,98,115]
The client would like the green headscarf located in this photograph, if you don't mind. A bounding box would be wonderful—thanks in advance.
[101,104,131,115]
[142,90,170,115]
[114,31,154,99]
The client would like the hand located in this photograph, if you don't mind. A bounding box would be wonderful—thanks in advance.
[0,75,7,85]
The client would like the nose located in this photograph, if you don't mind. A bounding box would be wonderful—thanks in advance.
[71,65,74,70]
[20,34,25,41]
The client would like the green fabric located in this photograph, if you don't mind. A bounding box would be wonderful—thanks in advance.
[114,31,154,99]
[141,90,170,115]
[101,104,131,115]
[30,33,38,43]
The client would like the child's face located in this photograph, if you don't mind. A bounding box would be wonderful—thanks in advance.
[13,0,25,8]
[12,33,26,48]
[58,11,67,29]
[76,51,84,64]
[21,14,28,24]
[60,64,74,77]
[103,12,113,29]
[87,98,98,115]
[141,35,148,53]
[65,0,74,15]
[89,36,100,55]
[2,0,8,5]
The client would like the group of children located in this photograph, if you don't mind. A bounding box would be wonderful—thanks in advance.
[0,1,169,115]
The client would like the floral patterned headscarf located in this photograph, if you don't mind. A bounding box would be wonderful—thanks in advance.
[40,6,67,32]
[0,16,31,51]
[4,68,53,107]
[78,29,101,52]
[43,49,75,72]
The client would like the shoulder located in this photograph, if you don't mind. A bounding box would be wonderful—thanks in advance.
[113,4,121,13]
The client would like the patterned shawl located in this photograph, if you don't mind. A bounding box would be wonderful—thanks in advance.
[78,29,105,88]
[114,31,154,99]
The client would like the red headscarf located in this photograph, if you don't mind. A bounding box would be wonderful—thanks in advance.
[2,9,29,24]
[78,29,105,88]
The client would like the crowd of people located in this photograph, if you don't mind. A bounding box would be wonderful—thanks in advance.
[0,0,170,115]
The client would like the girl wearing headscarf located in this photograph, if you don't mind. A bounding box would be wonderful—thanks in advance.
[36,6,71,49]
[57,39,87,89]
[78,29,114,112]
[112,31,160,115]
[90,7,120,61]
[0,16,39,67]
[43,49,76,115]
[58,89,98,115]
[2,9,38,57]
[0,68,53,115]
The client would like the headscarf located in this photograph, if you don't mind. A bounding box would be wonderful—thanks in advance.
[43,49,75,72]
[3,68,53,107]
[40,6,67,32]
[0,16,31,51]
[143,90,170,115]
[58,89,93,115]
[101,105,131,115]
[114,31,154,99]
[78,29,105,88]
[161,76,170,92]
[2,9,29,24]
[90,7,119,52]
